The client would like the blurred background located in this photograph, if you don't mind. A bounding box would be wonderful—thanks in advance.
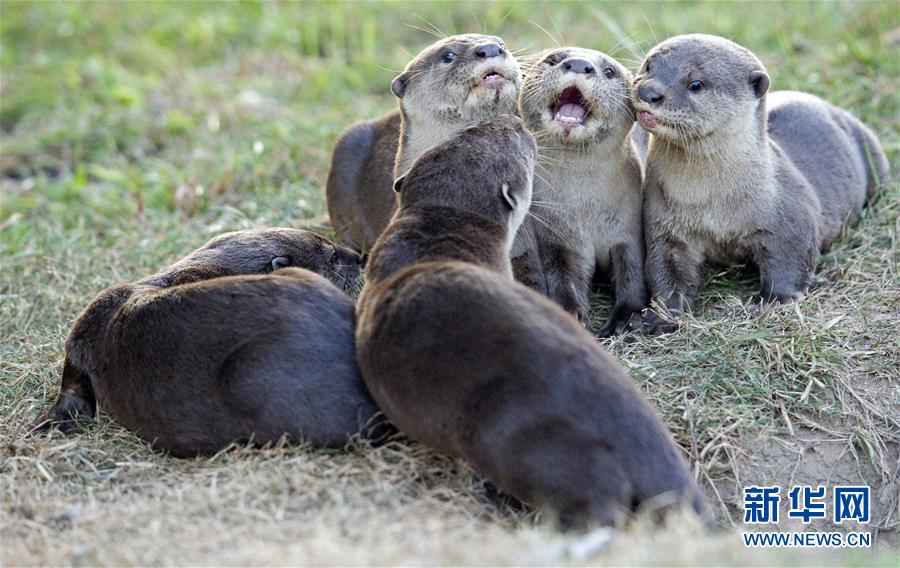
[1,1,897,256]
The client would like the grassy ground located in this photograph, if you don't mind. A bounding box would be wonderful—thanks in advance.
[1,1,898,565]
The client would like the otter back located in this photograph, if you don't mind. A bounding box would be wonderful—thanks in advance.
[33,229,385,456]
[356,115,706,527]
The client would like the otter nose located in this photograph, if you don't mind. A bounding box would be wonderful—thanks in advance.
[343,250,363,265]
[475,43,503,58]
[637,83,665,105]
[562,58,595,75]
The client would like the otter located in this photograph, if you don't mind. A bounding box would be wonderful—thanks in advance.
[326,33,521,251]
[356,115,707,528]
[633,34,890,334]
[515,47,645,336]
[33,229,384,457]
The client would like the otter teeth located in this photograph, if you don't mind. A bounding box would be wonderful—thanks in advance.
[553,86,587,127]
[480,71,505,87]
[555,104,586,124]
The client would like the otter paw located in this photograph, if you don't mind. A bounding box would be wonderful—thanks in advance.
[29,391,95,435]
[575,310,595,333]
[757,289,805,305]
[807,274,828,290]
[596,322,616,339]
[642,311,678,336]
[30,411,79,435]
[596,307,642,338]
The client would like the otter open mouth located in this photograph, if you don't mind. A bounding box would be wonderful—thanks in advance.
[479,69,506,87]
[553,86,588,127]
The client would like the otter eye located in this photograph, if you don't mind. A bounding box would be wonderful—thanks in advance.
[688,80,704,92]
[603,67,616,79]
[442,51,456,63]
[543,54,560,66]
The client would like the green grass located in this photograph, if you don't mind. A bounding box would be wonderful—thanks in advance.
[1,1,898,565]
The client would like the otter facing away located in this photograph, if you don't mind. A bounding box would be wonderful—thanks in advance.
[633,34,889,334]
[34,229,383,457]
[357,115,707,528]
[326,33,521,251]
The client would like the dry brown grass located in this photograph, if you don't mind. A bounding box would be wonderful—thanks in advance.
[3,175,897,567]
[2,1,899,565]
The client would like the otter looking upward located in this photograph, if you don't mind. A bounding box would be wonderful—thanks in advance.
[516,47,645,336]
[326,34,521,251]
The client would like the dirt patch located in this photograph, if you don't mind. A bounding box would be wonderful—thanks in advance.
[706,423,898,543]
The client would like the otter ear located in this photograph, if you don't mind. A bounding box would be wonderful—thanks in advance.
[391,72,411,98]
[749,70,769,99]
[392,174,405,193]
[501,183,517,210]
[271,256,290,271]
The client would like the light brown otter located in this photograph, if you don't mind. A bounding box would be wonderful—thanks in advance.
[633,34,890,334]
[515,47,645,336]
[33,229,386,457]
[356,115,708,529]
[326,33,521,251]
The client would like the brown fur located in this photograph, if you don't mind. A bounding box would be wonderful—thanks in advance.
[327,111,402,251]
[33,229,385,457]
[326,34,521,251]
[356,115,707,528]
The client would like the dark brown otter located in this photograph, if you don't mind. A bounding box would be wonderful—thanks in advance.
[33,229,385,457]
[326,33,521,251]
[356,115,708,528]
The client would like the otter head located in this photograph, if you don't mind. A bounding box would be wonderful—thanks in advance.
[391,34,521,127]
[632,34,770,147]
[519,47,635,146]
[162,229,364,296]
[393,114,537,248]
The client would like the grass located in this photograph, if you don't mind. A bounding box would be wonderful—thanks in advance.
[1,1,898,565]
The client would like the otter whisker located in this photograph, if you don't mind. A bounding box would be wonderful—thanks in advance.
[409,15,446,39]
[446,8,456,35]
[547,12,568,49]
[595,14,646,63]
[532,169,552,188]
[468,7,485,35]
[528,20,562,49]
[531,200,576,218]
[526,208,570,243]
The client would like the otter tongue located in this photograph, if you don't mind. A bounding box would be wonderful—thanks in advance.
[639,111,658,129]
[555,103,586,124]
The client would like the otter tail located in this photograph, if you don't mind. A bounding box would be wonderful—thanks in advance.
[31,356,97,434]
